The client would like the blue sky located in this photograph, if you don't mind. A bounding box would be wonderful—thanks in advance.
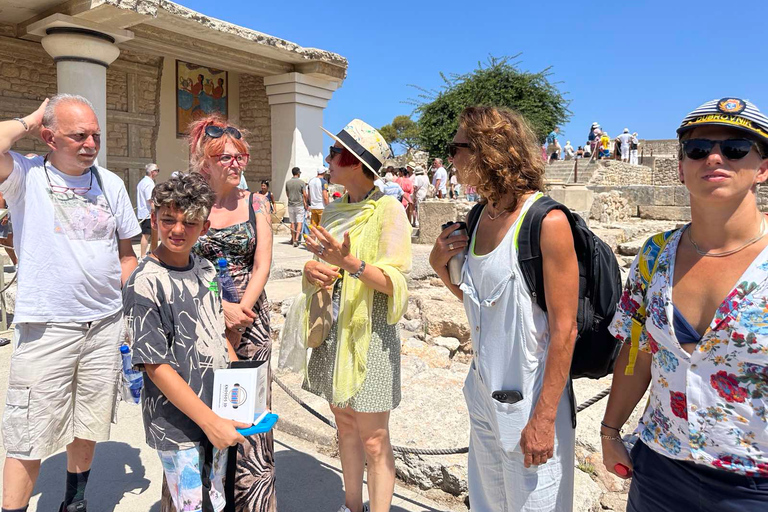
[184,0,768,154]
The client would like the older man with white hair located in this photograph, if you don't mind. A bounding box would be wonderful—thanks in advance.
[136,162,159,257]
[0,94,140,512]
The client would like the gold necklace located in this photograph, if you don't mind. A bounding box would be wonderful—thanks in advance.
[486,205,510,221]
[688,217,767,258]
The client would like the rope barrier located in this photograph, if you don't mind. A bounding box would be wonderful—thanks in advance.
[273,374,611,456]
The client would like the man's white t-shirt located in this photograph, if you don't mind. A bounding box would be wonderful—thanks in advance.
[414,175,429,201]
[136,175,155,220]
[2,153,141,323]
[307,177,326,210]
[432,167,448,194]
[618,133,633,148]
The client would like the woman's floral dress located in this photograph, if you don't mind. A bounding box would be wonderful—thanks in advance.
[610,227,768,476]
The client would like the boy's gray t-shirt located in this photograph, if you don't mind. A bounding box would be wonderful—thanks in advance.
[123,255,229,451]
[285,177,306,207]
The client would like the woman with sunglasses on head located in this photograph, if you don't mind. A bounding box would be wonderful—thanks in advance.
[602,98,768,512]
[430,106,579,512]
[186,116,276,511]
[288,119,411,512]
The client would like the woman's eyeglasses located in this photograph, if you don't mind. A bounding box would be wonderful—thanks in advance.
[213,153,250,166]
[45,166,92,195]
[204,125,242,140]
[328,146,343,158]
[447,142,471,158]
[682,138,763,161]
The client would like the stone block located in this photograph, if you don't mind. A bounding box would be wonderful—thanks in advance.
[638,206,691,221]
[416,200,459,245]
[674,186,690,206]
[548,184,594,212]
[652,186,676,206]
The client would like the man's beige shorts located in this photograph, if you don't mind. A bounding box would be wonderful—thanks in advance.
[2,311,123,460]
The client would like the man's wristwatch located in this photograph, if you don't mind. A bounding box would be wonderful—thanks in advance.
[13,118,28,131]
[349,260,366,279]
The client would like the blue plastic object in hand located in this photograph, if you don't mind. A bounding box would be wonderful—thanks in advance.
[217,257,239,303]
[237,413,279,436]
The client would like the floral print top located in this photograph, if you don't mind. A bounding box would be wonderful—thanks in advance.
[609,228,768,476]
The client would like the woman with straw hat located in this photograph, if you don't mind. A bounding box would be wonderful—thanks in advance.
[289,119,412,512]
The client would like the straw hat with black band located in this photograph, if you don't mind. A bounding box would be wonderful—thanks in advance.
[677,97,768,155]
[321,119,392,176]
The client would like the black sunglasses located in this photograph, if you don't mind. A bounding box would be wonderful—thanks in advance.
[447,142,471,158]
[681,138,762,161]
[328,146,343,158]
[205,125,242,139]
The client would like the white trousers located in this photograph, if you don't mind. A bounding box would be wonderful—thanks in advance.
[463,364,575,512]
[621,145,630,162]
[630,149,638,165]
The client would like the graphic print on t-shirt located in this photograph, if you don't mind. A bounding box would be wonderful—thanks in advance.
[49,189,115,241]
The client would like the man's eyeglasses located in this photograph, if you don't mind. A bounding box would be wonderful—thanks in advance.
[45,165,92,195]
[328,146,343,159]
[204,125,242,140]
[682,138,764,161]
[447,142,471,158]
[212,153,250,167]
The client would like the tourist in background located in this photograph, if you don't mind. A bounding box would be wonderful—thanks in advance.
[382,173,404,202]
[259,179,276,214]
[601,98,768,512]
[600,131,611,159]
[431,158,448,198]
[285,166,308,247]
[137,162,159,257]
[187,115,276,511]
[564,140,575,160]
[547,126,560,162]
[430,106,578,511]
[295,119,411,512]
[576,146,585,159]
[590,123,602,156]
[618,128,632,162]
[308,167,330,228]
[412,165,429,227]
[630,133,639,165]
[398,166,415,224]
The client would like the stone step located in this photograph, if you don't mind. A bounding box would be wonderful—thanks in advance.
[638,205,691,221]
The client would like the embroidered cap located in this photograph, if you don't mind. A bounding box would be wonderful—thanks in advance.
[322,119,392,176]
[677,97,768,146]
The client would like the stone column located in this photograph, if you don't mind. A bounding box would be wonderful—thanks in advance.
[27,16,133,168]
[264,72,340,203]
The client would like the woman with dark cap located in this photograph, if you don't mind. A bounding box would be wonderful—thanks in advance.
[603,97,768,511]
[288,119,412,512]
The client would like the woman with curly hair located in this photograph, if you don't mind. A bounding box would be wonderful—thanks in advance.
[601,98,768,511]
[430,106,578,511]
[185,115,276,511]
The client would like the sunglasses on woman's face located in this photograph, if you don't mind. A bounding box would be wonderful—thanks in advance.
[204,125,242,139]
[681,138,761,161]
[447,142,470,158]
[328,146,343,158]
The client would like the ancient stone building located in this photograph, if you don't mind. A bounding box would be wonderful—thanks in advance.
[0,0,347,203]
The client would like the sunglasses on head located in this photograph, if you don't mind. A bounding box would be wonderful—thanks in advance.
[681,138,762,161]
[204,125,242,139]
[447,142,470,158]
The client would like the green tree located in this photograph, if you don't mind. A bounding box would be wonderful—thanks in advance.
[412,55,570,159]
[379,115,421,152]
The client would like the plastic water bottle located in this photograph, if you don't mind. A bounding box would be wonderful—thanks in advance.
[120,345,143,404]
[217,257,239,303]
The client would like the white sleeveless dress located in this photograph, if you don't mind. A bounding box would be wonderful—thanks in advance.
[459,193,575,512]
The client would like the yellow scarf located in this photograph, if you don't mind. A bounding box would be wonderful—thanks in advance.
[290,190,411,406]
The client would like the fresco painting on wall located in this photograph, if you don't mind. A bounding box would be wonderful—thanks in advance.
[176,60,228,136]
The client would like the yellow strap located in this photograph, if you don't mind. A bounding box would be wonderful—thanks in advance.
[625,235,671,376]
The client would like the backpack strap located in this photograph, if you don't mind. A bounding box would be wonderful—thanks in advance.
[466,202,484,244]
[248,191,257,229]
[514,193,571,311]
[624,230,676,375]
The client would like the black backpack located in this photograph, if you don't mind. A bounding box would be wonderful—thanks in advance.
[467,195,623,425]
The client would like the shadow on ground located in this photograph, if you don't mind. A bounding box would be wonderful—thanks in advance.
[31,441,151,511]
[275,440,443,512]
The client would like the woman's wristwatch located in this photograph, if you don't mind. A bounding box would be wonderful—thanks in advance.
[349,260,366,279]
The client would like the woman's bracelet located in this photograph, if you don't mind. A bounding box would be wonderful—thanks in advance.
[600,421,622,433]
[600,433,622,442]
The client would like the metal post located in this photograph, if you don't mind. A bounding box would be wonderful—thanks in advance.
[574,159,578,183]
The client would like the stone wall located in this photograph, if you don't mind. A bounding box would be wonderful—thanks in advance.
[590,160,654,186]
[239,74,271,185]
[639,138,677,157]
[653,157,679,185]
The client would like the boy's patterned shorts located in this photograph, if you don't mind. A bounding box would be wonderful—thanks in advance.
[158,444,228,512]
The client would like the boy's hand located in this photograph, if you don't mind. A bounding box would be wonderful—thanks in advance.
[202,415,249,450]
